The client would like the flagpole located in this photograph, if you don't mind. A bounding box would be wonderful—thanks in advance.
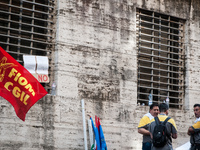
[81,99,88,150]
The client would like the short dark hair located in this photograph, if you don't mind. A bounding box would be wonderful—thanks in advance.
[194,104,200,108]
[150,103,159,110]
[159,103,169,112]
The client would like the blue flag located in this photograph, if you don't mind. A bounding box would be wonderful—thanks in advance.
[99,119,107,150]
[90,117,100,150]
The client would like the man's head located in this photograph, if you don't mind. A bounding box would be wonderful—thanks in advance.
[159,103,169,115]
[150,103,159,117]
[194,104,200,118]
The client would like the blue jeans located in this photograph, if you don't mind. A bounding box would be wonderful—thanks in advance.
[142,142,151,150]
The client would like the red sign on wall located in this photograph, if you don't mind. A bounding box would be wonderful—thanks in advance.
[33,74,49,83]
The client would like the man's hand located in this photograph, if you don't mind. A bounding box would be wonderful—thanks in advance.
[172,133,177,139]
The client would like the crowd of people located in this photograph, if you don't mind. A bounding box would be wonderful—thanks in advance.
[138,103,200,150]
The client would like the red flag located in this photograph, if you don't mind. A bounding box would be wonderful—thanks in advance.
[95,115,100,130]
[0,47,47,121]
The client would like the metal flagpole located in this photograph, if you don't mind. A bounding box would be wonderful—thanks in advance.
[81,99,88,150]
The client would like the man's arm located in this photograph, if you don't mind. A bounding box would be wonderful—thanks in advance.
[187,126,194,135]
[138,128,150,136]
[170,119,178,139]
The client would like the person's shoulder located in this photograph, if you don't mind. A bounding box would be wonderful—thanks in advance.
[168,117,175,123]
[158,115,175,123]
[167,117,177,128]
[161,115,175,123]
[140,113,151,119]
[145,112,154,120]
[139,113,151,123]
[138,113,152,128]
[150,117,155,123]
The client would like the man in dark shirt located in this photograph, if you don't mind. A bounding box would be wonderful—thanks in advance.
[149,103,177,150]
[188,104,200,150]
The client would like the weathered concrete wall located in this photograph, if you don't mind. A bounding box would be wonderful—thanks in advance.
[1,0,200,150]
[0,95,55,150]
[54,0,194,149]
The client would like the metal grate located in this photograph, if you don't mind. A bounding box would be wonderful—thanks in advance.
[136,8,185,109]
[0,0,55,92]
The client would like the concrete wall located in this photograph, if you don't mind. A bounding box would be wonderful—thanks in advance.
[1,0,200,149]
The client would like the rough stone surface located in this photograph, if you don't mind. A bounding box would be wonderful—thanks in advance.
[1,0,200,149]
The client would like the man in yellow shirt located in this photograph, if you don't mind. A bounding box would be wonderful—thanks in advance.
[188,104,200,150]
[149,103,177,150]
[138,103,159,150]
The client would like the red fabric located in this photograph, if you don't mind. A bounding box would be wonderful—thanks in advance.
[0,47,47,121]
[95,115,100,130]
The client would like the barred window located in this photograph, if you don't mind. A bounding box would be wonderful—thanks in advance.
[136,8,185,109]
[0,0,54,92]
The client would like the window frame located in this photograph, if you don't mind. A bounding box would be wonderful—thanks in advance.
[136,8,185,109]
[0,0,55,92]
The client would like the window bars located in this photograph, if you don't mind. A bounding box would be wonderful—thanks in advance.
[0,0,54,92]
[136,8,185,109]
